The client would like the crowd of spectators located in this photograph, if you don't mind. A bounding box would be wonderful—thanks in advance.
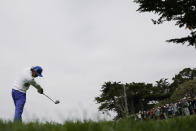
[133,96,196,120]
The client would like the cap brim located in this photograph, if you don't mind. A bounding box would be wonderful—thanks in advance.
[36,73,43,77]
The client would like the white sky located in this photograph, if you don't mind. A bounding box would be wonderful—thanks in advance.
[0,0,196,123]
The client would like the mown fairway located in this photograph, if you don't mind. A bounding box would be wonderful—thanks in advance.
[1,116,196,131]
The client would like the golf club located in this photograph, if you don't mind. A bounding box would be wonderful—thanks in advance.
[43,93,60,104]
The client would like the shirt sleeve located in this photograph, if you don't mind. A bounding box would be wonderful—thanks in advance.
[29,79,42,90]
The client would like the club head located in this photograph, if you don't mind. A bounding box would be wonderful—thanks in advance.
[55,100,60,104]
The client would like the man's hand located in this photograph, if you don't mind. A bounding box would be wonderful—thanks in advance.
[38,88,43,94]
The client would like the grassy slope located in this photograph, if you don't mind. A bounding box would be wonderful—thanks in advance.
[1,115,196,131]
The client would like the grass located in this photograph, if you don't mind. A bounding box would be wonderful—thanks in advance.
[1,115,196,131]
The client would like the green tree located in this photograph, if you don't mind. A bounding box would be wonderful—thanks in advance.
[134,0,196,47]
[126,82,154,113]
[154,78,171,93]
[95,82,126,119]
[95,81,170,119]
[158,68,196,106]
[171,68,196,89]
[95,68,196,119]
[169,80,196,103]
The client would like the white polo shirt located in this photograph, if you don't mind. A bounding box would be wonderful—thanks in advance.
[13,67,41,93]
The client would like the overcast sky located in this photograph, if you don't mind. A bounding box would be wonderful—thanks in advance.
[0,0,196,123]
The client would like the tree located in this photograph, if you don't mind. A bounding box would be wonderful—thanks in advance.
[169,79,196,103]
[171,68,196,89]
[126,82,154,114]
[95,81,170,119]
[134,0,196,47]
[95,68,196,119]
[95,82,128,119]
[154,78,171,94]
[157,68,196,106]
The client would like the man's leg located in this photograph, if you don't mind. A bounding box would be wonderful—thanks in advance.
[12,89,16,106]
[12,89,26,122]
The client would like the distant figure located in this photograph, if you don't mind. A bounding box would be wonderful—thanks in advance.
[12,66,44,122]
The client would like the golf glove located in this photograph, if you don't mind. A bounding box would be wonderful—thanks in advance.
[38,88,43,94]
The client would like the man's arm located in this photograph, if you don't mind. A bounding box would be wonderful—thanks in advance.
[29,80,43,94]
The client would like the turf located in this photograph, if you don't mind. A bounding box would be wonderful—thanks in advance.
[1,115,196,131]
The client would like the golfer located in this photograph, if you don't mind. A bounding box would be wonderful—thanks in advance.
[12,66,44,121]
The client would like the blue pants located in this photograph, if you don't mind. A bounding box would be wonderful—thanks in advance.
[12,89,26,121]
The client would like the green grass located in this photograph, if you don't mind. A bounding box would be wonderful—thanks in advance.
[1,115,196,131]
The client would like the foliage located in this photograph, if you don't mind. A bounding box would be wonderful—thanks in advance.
[155,68,196,106]
[170,68,196,92]
[134,0,196,47]
[95,68,196,119]
[169,79,196,102]
[1,116,196,131]
[95,81,170,119]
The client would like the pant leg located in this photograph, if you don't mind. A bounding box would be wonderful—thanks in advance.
[12,89,16,106]
[12,89,26,122]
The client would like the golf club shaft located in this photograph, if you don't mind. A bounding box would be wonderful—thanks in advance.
[43,93,55,103]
